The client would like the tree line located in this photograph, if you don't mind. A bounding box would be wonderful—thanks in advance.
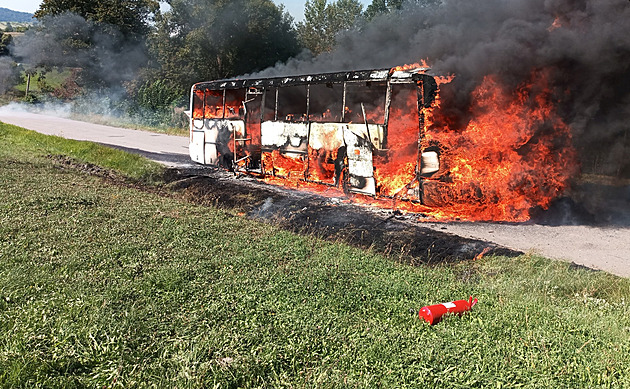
[0,0,432,125]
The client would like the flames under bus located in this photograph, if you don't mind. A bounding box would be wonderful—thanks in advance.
[189,66,447,204]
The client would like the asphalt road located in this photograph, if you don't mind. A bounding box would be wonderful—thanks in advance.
[423,222,629,277]
[1,108,628,277]
[0,107,192,168]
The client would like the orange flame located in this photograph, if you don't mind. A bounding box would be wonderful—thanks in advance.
[473,247,492,261]
[423,69,577,221]
[258,65,576,222]
[391,60,430,72]
[548,16,562,32]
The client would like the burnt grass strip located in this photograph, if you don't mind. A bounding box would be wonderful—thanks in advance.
[50,155,522,265]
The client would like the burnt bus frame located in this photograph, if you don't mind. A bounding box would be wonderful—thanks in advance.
[190,68,438,196]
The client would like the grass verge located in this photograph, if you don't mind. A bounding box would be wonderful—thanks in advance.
[0,122,165,184]
[1,122,629,387]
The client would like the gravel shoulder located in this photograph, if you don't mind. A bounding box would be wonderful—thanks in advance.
[2,108,628,277]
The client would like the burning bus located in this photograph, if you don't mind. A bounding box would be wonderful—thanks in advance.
[189,66,442,199]
[188,65,575,222]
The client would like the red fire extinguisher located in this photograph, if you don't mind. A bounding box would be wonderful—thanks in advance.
[419,296,478,325]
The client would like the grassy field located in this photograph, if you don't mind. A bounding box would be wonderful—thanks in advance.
[14,69,72,95]
[1,121,629,387]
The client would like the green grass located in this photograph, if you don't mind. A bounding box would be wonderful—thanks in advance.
[0,122,165,183]
[1,121,629,387]
[14,69,72,94]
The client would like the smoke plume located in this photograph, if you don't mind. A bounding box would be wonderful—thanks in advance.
[2,12,179,128]
[0,57,17,94]
[11,12,148,89]
[256,0,630,181]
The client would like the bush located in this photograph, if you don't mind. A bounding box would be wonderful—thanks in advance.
[21,93,39,104]
[136,79,182,111]
[128,79,187,127]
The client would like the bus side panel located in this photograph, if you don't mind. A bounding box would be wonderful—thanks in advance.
[190,119,205,164]
[261,121,309,152]
[307,123,345,184]
[205,119,245,166]
[260,121,308,177]
[344,127,376,196]
[346,124,384,150]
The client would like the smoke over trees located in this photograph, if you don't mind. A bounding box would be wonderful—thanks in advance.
[13,13,151,90]
[1,0,301,125]
[0,31,16,94]
[0,30,11,56]
[34,0,159,41]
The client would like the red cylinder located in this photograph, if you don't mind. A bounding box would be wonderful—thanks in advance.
[419,296,478,325]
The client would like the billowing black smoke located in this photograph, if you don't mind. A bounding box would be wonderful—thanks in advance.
[251,0,630,224]
[256,0,629,181]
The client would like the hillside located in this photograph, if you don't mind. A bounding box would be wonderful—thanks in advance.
[0,7,33,23]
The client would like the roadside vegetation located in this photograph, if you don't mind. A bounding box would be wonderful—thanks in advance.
[3,68,189,136]
[1,122,629,387]
[0,122,164,183]
[12,68,72,95]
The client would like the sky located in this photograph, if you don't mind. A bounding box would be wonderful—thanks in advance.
[1,0,373,21]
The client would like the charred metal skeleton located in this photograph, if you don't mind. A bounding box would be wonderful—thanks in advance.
[189,66,442,202]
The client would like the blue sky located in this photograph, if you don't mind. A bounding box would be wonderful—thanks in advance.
[2,0,373,21]
[277,0,372,21]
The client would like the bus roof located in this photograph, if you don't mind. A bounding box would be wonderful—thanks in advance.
[192,66,434,91]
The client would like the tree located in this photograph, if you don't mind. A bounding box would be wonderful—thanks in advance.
[35,0,159,41]
[18,0,160,89]
[364,0,440,20]
[297,0,364,55]
[148,0,301,93]
[0,31,12,56]
[364,0,398,20]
